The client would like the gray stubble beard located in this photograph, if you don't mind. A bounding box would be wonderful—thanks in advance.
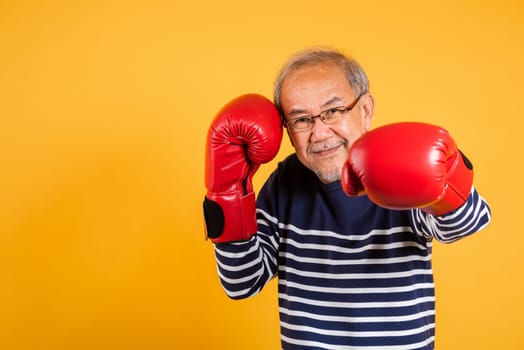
[312,163,342,184]
[309,140,348,184]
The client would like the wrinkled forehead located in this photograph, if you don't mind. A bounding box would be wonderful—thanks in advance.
[279,63,355,115]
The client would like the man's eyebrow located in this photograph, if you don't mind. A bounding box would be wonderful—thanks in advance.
[322,96,343,107]
[287,96,343,117]
[287,108,308,117]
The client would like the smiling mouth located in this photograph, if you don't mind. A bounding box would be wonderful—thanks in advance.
[309,142,344,156]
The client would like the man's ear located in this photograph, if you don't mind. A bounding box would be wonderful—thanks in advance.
[360,93,375,132]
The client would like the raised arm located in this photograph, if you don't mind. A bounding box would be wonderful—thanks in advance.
[203,94,283,298]
[341,122,491,240]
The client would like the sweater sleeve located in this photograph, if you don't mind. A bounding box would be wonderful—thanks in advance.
[410,186,492,243]
[212,160,288,299]
[213,208,280,299]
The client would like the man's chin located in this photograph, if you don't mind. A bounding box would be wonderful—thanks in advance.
[309,155,345,182]
[314,168,341,184]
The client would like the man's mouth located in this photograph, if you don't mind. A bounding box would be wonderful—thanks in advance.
[309,141,344,156]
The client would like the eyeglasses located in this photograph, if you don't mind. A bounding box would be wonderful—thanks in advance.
[284,94,363,132]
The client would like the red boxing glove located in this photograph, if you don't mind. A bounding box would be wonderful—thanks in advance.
[203,94,283,243]
[341,122,473,216]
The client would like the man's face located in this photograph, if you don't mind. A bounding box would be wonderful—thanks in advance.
[280,63,374,183]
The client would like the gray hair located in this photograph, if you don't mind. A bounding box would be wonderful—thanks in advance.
[273,47,370,118]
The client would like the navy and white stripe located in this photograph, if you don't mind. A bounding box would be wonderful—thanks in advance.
[214,154,491,349]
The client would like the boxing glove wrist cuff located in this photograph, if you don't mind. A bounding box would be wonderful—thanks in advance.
[203,191,257,243]
[422,150,474,216]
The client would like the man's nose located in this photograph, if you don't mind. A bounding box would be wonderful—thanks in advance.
[310,117,333,141]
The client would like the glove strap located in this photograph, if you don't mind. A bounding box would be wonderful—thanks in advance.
[203,191,257,243]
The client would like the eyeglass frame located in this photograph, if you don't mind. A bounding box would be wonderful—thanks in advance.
[283,94,364,132]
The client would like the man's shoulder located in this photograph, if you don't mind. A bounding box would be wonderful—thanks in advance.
[271,153,315,185]
[258,153,317,201]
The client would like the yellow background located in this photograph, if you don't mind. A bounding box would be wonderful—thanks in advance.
[1,0,522,349]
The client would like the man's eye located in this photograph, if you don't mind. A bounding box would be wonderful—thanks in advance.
[293,117,311,125]
[324,108,342,119]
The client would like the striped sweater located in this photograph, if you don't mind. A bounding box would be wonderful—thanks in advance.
[214,154,491,349]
